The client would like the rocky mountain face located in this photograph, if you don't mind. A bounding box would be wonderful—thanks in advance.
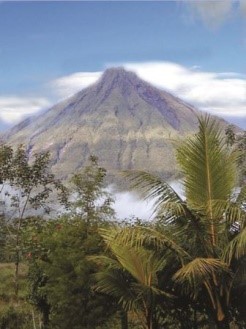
[3,68,213,181]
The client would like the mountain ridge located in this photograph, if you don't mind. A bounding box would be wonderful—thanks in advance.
[2,67,228,182]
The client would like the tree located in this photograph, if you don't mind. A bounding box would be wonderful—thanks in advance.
[225,124,236,147]
[98,116,245,329]
[236,131,246,184]
[25,218,117,329]
[91,226,175,329]
[25,157,117,329]
[224,125,246,185]
[69,155,115,225]
[0,144,67,298]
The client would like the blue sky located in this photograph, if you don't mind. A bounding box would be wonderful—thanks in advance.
[0,0,245,129]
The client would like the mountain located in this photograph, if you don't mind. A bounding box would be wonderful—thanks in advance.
[2,68,224,182]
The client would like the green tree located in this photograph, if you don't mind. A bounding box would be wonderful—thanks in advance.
[224,125,246,185]
[26,218,117,329]
[236,131,246,184]
[97,116,245,329]
[0,144,66,298]
[25,157,117,329]
[225,124,236,147]
[91,226,175,329]
[70,155,115,225]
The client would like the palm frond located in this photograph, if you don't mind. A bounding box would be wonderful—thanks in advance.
[157,201,186,220]
[211,199,246,228]
[88,255,121,269]
[173,257,231,297]
[231,258,246,287]
[176,115,237,216]
[98,234,166,287]
[223,227,246,264]
[93,268,139,311]
[99,226,190,264]
[122,170,183,217]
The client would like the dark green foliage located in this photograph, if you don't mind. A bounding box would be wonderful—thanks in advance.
[0,216,8,262]
[100,117,246,329]
[26,218,117,329]
[24,158,117,328]
[0,128,245,329]
[0,306,32,329]
[0,263,35,329]
[225,125,236,147]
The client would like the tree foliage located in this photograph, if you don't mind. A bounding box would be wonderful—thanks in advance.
[98,116,246,329]
[69,155,115,224]
[0,144,67,298]
[0,120,245,329]
[24,157,117,329]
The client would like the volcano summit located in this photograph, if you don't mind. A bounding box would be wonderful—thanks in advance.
[4,68,213,180]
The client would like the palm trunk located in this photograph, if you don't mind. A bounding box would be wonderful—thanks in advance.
[215,317,230,329]
[120,310,128,329]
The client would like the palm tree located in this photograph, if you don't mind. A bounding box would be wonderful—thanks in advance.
[120,116,246,329]
[92,116,245,329]
[91,226,175,329]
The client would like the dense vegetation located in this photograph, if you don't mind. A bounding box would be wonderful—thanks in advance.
[0,116,245,329]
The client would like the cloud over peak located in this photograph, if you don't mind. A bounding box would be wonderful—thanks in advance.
[0,61,245,127]
[50,71,101,98]
[122,62,245,118]
[51,61,245,119]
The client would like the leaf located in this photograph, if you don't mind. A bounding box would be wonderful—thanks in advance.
[173,257,231,297]
[223,228,246,264]
[122,170,183,217]
[176,115,237,216]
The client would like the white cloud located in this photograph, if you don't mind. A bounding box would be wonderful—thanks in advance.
[240,0,246,15]
[50,61,245,119]
[120,61,246,118]
[1,61,245,126]
[113,190,154,220]
[0,96,50,124]
[187,0,232,26]
[50,71,101,98]
[183,0,245,27]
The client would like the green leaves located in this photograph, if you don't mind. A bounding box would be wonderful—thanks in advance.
[223,228,246,264]
[91,226,176,328]
[26,217,117,329]
[0,144,68,300]
[120,115,245,325]
[173,258,231,297]
[176,116,237,216]
[69,155,115,224]
[0,144,67,218]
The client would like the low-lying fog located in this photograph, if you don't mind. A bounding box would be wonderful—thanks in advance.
[111,180,184,220]
[0,181,184,221]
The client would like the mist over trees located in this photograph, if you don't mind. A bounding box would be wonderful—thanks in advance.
[0,116,245,329]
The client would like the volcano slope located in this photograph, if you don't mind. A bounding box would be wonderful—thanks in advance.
[3,68,224,182]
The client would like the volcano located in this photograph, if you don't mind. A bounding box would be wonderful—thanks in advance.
[3,68,219,181]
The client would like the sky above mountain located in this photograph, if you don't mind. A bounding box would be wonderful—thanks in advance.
[0,0,245,129]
